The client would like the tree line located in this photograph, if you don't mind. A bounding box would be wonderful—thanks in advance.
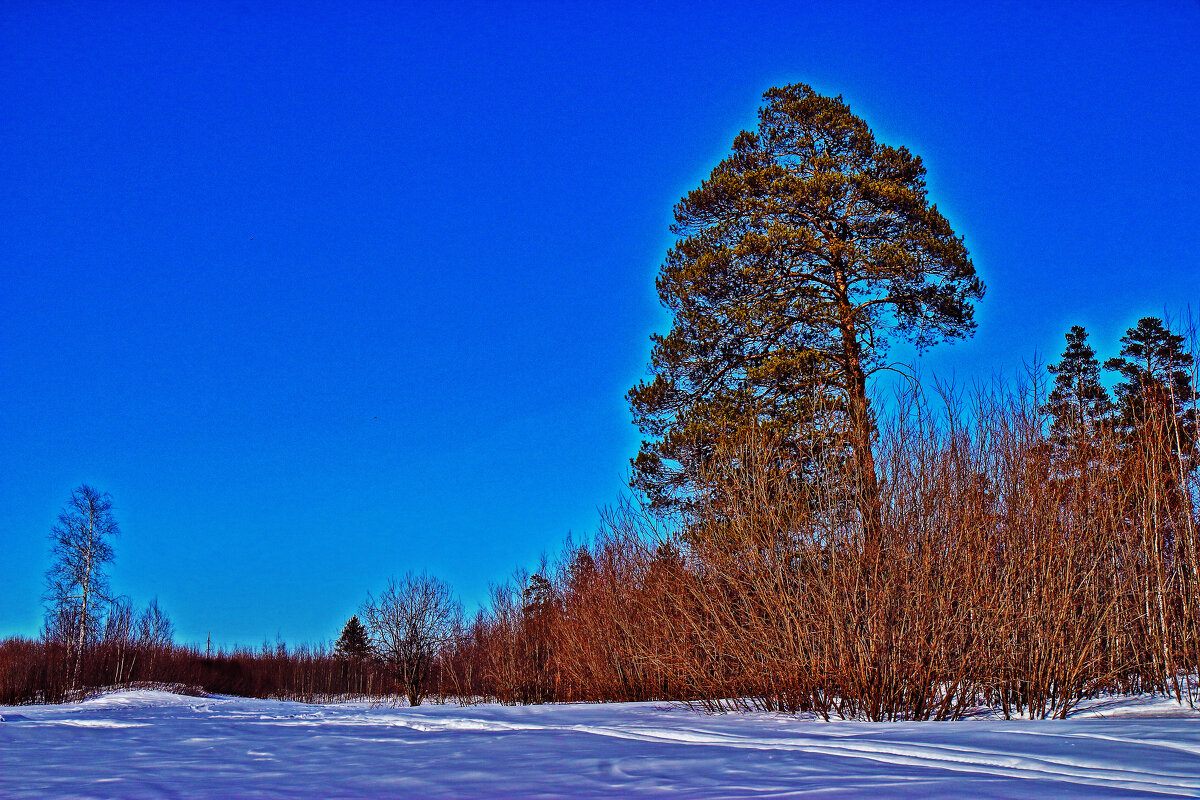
[2,483,462,706]
[5,314,1196,715]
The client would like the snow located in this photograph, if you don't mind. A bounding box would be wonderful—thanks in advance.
[3,690,1200,798]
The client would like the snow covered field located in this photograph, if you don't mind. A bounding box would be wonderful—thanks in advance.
[3,690,1200,798]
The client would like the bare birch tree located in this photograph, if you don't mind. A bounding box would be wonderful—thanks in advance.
[103,596,135,686]
[43,485,119,688]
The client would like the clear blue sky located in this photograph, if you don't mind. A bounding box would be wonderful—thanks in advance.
[3,1,1198,648]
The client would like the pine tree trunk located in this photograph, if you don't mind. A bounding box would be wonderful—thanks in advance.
[834,270,883,552]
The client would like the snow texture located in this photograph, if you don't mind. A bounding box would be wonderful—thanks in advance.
[3,690,1200,798]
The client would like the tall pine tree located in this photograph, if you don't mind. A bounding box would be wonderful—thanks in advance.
[1104,317,1197,463]
[1046,325,1113,447]
[1104,317,1198,540]
[628,84,983,539]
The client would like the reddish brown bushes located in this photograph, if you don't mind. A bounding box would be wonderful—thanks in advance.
[451,372,1198,719]
[0,637,394,706]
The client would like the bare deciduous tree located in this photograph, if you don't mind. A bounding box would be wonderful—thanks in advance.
[362,572,459,706]
[135,598,174,681]
[135,598,175,650]
[43,485,119,688]
[104,596,135,686]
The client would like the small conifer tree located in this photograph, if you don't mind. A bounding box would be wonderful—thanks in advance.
[334,615,372,661]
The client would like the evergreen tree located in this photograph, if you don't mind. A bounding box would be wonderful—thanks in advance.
[1103,317,1198,581]
[1104,317,1197,463]
[564,548,596,597]
[521,574,556,617]
[520,574,557,704]
[1046,325,1113,447]
[334,614,372,661]
[628,83,983,537]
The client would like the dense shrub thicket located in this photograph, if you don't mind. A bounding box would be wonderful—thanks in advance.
[447,344,1199,720]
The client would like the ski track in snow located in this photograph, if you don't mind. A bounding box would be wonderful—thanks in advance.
[3,690,1200,798]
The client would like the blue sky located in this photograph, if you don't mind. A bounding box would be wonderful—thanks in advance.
[2,1,1198,647]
